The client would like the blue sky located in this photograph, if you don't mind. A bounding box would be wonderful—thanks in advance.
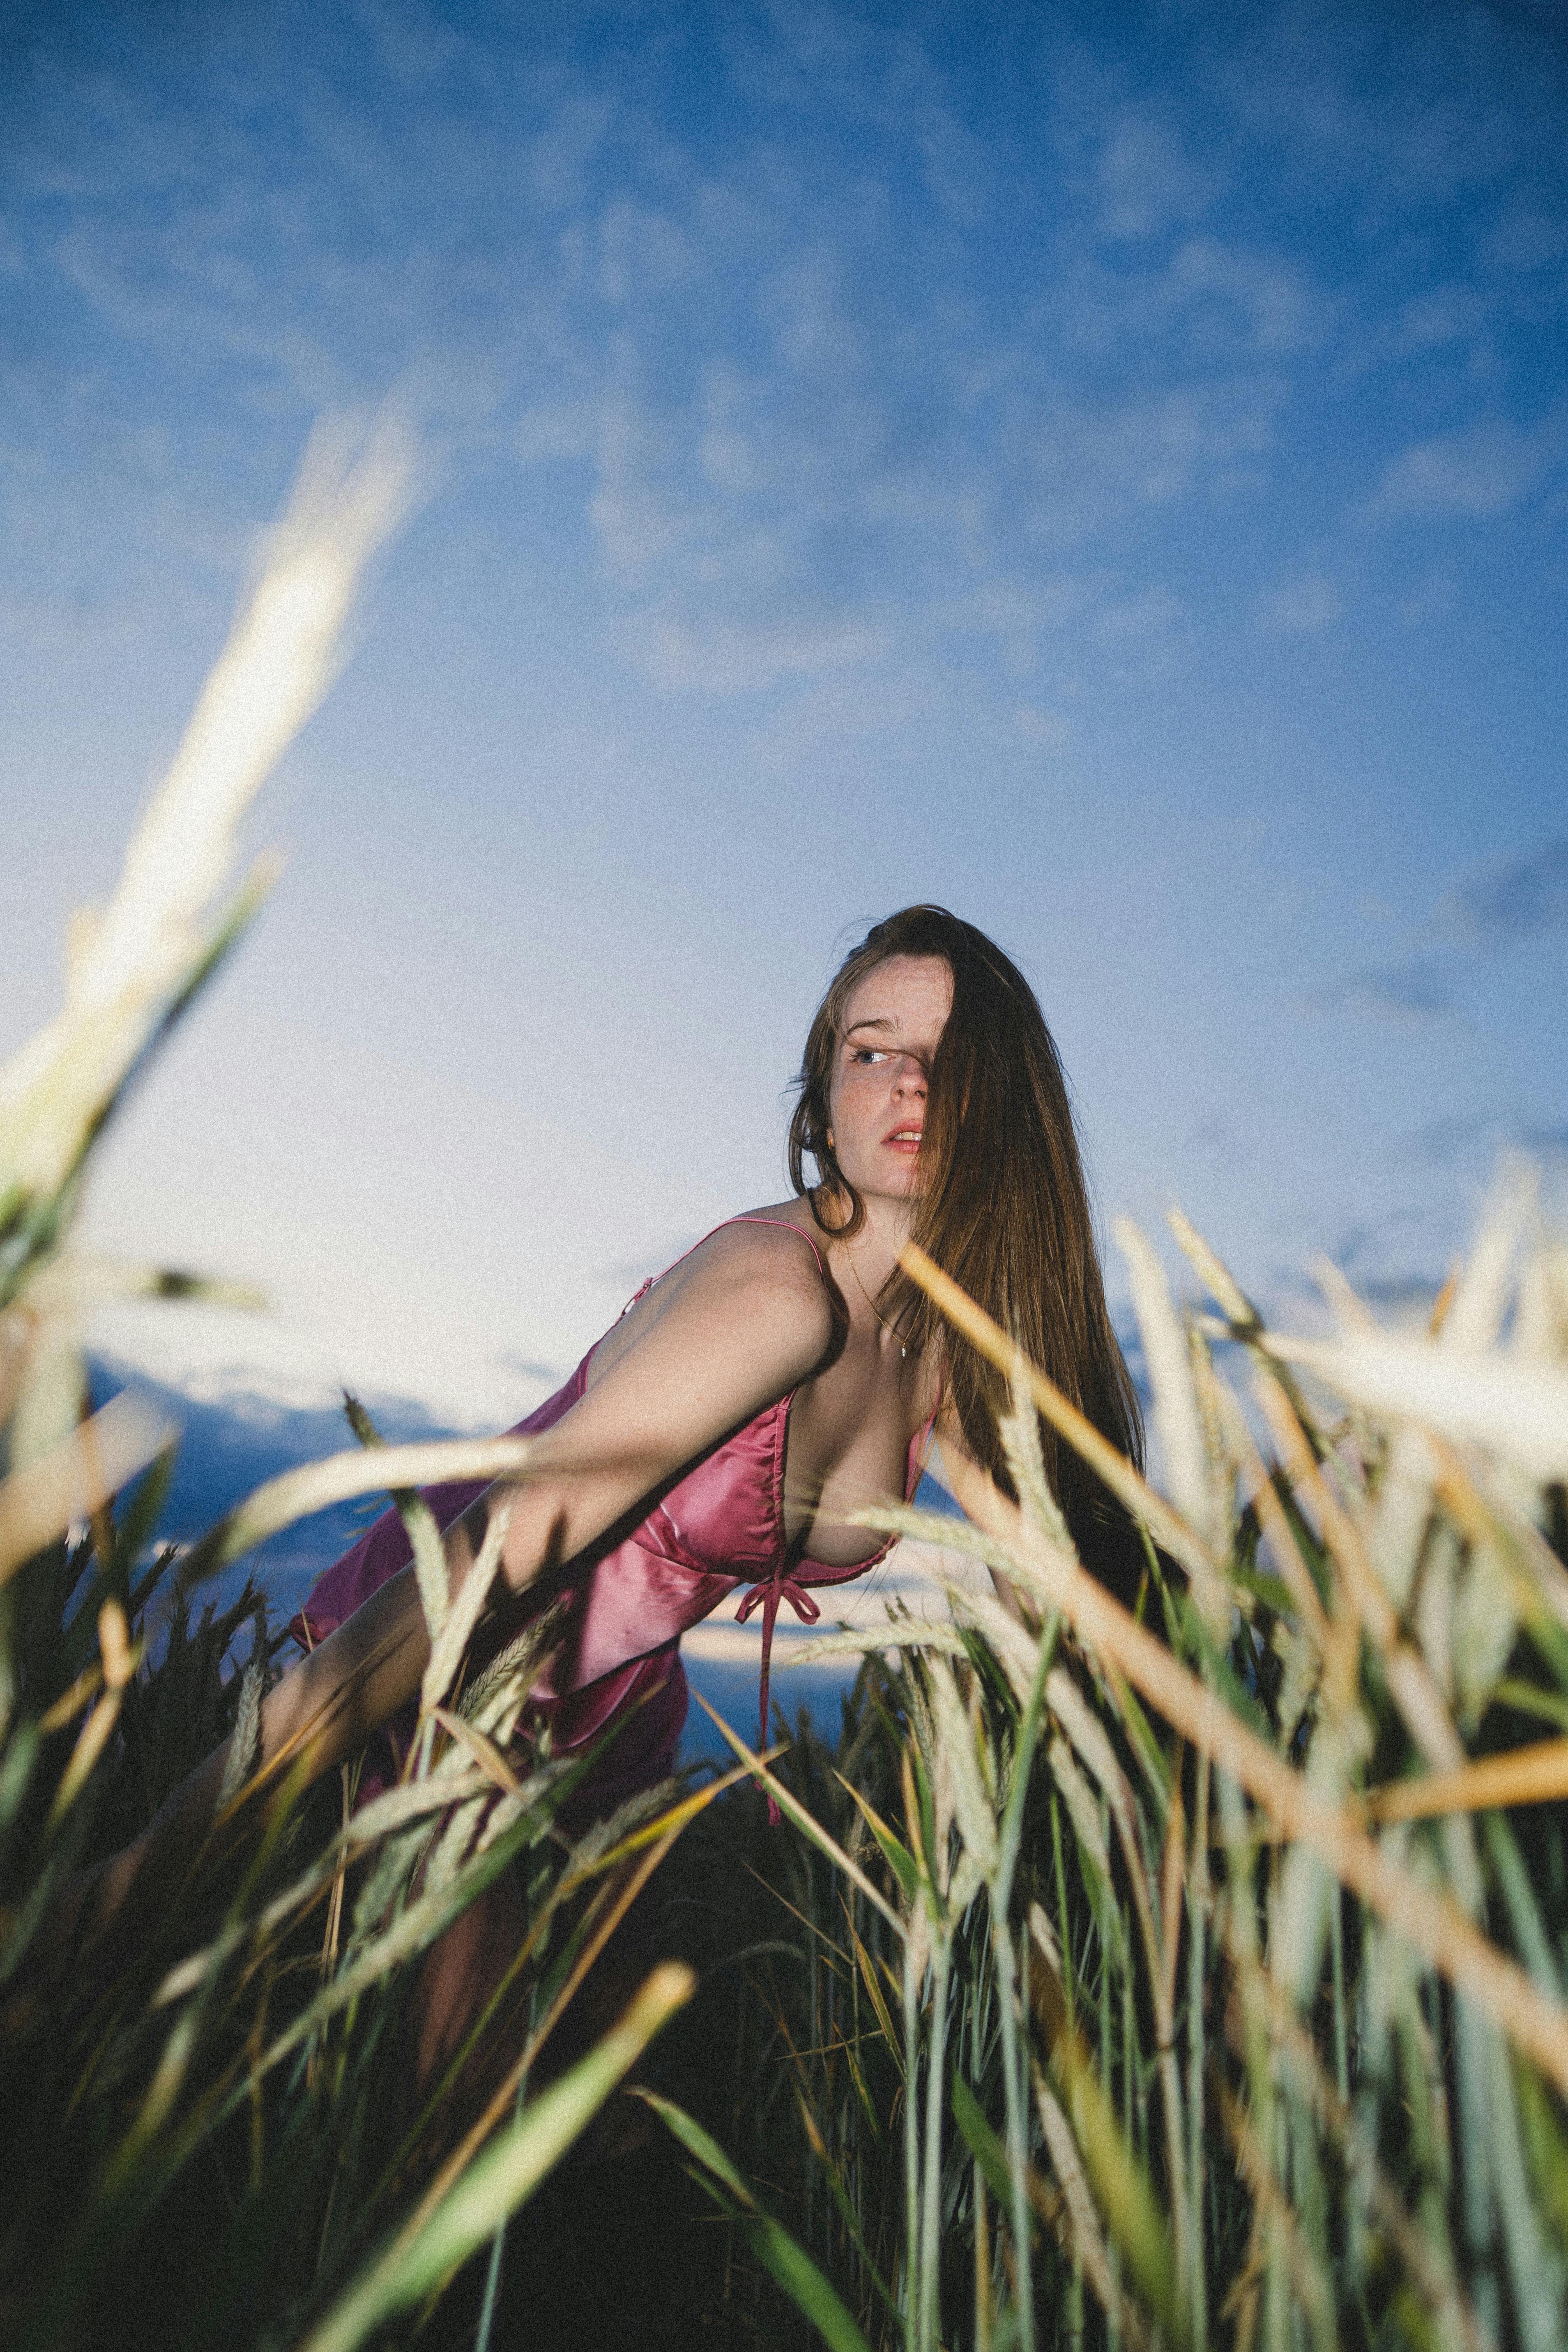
[3,0,1566,1425]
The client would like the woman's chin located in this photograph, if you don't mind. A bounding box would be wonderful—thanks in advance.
[864,1171,923,1207]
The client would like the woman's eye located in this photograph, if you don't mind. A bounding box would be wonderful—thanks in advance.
[849,1047,886,1066]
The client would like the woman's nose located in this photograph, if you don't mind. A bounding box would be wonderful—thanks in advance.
[891,1054,927,1095]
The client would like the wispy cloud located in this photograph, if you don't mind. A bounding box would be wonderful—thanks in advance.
[1485,203,1568,276]
[6,0,1559,746]
[633,609,891,694]
[1434,839,1568,943]
[1400,1111,1568,1167]
[1095,111,1216,242]
[1216,4,1558,208]
[1310,961,1455,1026]
[1398,1112,1497,1166]
[1370,413,1566,519]
[1162,237,1324,357]
[1313,837,1568,1029]
[1391,284,1483,355]
[1020,382,1278,546]
[1057,239,1325,367]
[1257,571,1341,635]
[1014,704,1072,750]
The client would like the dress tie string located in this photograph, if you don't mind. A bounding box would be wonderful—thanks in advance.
[735,1572,820,1822]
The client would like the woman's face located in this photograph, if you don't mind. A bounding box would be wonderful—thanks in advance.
[827,953,953,1208]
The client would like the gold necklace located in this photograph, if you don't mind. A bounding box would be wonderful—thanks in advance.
[850,1254,909,1360]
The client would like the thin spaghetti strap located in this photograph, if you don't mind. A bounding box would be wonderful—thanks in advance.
[622,1214,829,1312]
[724,1214,830,1279]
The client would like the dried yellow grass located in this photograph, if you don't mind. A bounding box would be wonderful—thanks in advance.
[901,1241,1568,2102]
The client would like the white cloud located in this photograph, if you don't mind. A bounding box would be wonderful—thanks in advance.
[1059,235,1325,367]
[634,609,891,694]
[1096,111,1215,241]
[734,664,939,769]
[1393,284,1481,354]
[349,0,464,88]
[1258,572,1341,635]
[1485,205,1568,276]
[523,92,617,215]
[4,0,1565,1464]
[1015,704,1071,749]
[928,577,1096,677]
[1310,962,1455,1026]
[1024,384,1276,543]
[1435,840,1568,945]
[10,1,1512,731]
[1371,414,1565,518]
[599,201,700,305]
[1164,237,1323,356]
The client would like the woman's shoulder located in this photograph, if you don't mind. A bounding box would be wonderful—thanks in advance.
[710,1200,830,1261]
[680,1203,834,1300]
[585,1204,837,1396]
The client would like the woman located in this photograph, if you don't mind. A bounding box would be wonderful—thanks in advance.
[81,907,1143,1973]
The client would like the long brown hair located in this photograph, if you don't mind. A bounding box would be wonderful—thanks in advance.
[788,907,1145,1595]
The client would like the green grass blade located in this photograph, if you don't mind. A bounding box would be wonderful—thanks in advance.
[691,1691,906,1936]
[634,2087,758,2207]
[296,1963,694,2352]
[834,1770,920,1907]
[639,2090,874,2352]
[743,2213,875,2352]
[952,2071,1019,2219]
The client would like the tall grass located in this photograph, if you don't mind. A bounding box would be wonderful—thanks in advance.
[684,1176,1568,2350]
[0,423,698,2352]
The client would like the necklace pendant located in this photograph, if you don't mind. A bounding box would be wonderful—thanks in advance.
[900,1344,907,1360]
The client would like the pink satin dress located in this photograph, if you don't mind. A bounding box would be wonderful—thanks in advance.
[293,1220,938,1815]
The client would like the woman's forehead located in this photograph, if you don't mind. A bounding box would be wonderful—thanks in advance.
[840,953,953,1036]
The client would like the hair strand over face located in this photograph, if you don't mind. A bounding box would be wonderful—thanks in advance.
[789,905,1146,1603]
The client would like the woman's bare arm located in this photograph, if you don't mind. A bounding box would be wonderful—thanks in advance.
[487,1221,836,1593]
[74,1560,433,1943]
[76,1223,836,1942]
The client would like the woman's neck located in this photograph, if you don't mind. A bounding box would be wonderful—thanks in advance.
[815,1188,914,1290]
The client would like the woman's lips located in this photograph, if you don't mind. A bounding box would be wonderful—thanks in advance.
[882,1126,923,1153]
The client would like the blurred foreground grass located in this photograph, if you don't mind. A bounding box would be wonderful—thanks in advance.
[0,426,698,2352]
